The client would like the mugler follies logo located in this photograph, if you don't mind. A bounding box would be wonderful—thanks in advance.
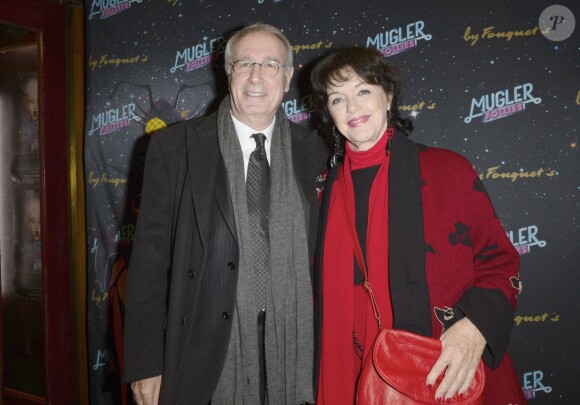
[464,83,541,123]
[522,370,553,400]
[88,0,142,20]
[171,36,226,73]
[283,95,313,124]
[366,21,432,57]
[89,103,136,136]
[506,225,546,255]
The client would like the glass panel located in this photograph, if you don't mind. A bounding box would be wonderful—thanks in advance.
[0,23,45,398]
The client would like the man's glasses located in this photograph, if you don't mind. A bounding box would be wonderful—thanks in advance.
[230,60,287,77]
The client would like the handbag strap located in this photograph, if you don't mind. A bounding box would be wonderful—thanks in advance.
[337,165,383,330]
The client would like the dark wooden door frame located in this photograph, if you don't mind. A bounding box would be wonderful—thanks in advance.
[0,1,74,404]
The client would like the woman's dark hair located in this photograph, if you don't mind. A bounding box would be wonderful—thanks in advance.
[311,46,413,135]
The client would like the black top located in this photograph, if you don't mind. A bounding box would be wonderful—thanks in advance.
[351,165,380,285]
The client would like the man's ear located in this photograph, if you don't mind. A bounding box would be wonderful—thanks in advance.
[284,67,295,92]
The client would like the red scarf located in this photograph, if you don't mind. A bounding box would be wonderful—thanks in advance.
[318,128,394,405]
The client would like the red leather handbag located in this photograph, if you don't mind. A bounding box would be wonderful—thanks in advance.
[356,328,485,404]
[337,167,485,404]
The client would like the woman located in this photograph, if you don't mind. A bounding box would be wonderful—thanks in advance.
[311,47,526,404]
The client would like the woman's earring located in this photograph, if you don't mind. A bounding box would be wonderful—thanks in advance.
[330,126,340,168]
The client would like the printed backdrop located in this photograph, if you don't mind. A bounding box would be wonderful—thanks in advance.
[84,1,579,403]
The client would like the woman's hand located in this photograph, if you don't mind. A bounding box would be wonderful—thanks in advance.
[426,317,486,402]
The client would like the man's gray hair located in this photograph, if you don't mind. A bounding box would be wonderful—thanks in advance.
[224,23,293,77]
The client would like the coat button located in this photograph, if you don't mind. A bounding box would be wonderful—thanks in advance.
[180,316,185,326]
[187,269,195,279]
[227,262,236,270]
[222,312,231,320]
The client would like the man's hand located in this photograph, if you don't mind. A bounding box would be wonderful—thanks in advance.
[426,317,486,401]
[131,375,162,405]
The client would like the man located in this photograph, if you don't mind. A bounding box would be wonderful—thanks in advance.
[123,23,329,405]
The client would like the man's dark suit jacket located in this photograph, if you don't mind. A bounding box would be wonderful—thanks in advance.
[123,110,329,404]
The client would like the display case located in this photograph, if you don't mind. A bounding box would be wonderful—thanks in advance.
[0,1,75,403]
[0,30,45,401]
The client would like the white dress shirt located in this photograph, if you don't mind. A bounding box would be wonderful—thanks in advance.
[231,113,275,180]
